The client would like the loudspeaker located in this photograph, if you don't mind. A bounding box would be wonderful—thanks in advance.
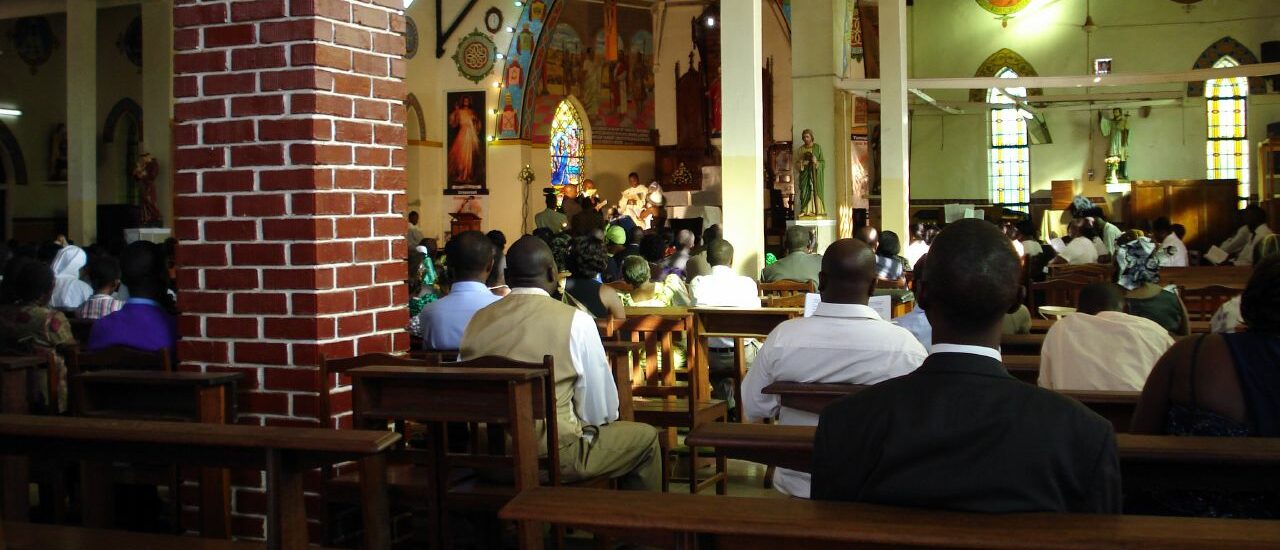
[1262,41,1280,92]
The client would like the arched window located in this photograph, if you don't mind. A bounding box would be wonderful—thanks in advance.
[987,67,1030,211]
[549,99,586,187]
[1205,56,1249,208]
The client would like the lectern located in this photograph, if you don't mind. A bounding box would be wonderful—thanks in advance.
[450,212,481,235]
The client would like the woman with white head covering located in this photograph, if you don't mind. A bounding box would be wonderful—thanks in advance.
[49,245,94,311]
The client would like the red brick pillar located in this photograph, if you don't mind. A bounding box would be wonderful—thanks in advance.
[172,0,408,539]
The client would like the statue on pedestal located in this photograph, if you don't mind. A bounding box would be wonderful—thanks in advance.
[1099,108,1130,181]
[132,152,161,227]
[795,128,826,217]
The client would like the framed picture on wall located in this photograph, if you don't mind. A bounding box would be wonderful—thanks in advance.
[444,90,488,195]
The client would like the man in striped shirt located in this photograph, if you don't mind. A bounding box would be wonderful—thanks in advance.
[76,256,123,320]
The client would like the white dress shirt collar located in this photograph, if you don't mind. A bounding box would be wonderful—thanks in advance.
[812,301,880,320]
[710,264,734,276]
[930,343,1002,362]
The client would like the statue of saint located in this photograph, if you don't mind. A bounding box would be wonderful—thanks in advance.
[132,152,161,227]
[794,129,826,217]
[1099,108,1130,180]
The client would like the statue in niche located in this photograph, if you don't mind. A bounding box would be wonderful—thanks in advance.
[795,129,826,217]
[1099,108,1130,181]
[132,152,161,227]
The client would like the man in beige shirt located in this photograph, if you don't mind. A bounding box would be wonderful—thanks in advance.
[1039,283,1174,392]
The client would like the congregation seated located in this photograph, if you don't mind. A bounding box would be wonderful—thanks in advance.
[691,238,761,405]
[1153,217,1189,268]
[1219,205,1272,266]
[406,245,439,336]
[660,229,696,276]
[640,232,682,281]
[461,235,661,490]
[1131,255,1280,517]
[618,256,689,308]
[1039,282,1173,392]
[77,254,124,320]
[1051,218,1100,266]
[562,235,626,319]
[417,230,501,351]
[1212,234,1279,333]
[0,257,76,410]
[761,225,821,286]
[87,241,176,354]
[893,255,1033,351]
[904,221,929,267]
[51,244,93,311]
[683,224,720,280]
[742,238,925,498]
[813,219,1121,513]
[874,231,911,285]
[1115,232,1190,336]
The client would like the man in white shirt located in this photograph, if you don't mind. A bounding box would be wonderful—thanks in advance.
[744,238,926,497]
[1040,283,1174,392]
[461,236,661,490]
[1152,217,1188,267]
[1235,205,1273,266]
[690,238,761,406]
[1051,218,1099,265]
[406,211,425,252]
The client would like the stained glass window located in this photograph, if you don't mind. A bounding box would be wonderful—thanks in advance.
[987,68,1030,211]
[550,99,586,187]
[1205,56,1249,209]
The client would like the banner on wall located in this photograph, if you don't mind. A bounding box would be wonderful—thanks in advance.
[445,90,488,195]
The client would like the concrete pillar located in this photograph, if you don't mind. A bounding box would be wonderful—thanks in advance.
[172,0,408,540]
[719,0,765,277]
[142,0,174,229]
[878,0,910,239]
[789,0,847,247]
[66,1,97,244]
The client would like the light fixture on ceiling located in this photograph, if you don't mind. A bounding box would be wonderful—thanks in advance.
[0,108,21,117]
[705,16,715,28]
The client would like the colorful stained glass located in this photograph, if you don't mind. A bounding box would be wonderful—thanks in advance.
[1205,56,1249,208]
[987,68,1030,211]
[550,99,586,187]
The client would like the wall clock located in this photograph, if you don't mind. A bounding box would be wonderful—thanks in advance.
[452,29,496,83]
[484,7,503,34]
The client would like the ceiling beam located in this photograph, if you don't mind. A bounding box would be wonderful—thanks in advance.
[840,61,1280,91]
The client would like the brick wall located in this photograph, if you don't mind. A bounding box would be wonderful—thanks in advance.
[171,0,408,539]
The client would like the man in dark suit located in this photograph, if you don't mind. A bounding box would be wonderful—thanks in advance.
[811,219,1121,513]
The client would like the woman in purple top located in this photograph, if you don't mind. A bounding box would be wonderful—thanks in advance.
[87,241,177,353]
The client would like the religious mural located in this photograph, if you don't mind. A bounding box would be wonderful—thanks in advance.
[497,0,655,146]
[445,91,487,194]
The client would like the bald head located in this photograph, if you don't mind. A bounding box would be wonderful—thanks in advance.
[918,219,1023,340]
[504,235,558,293]
[1078,282,1123,315]
[854,226,879,251]
[819,239,878,304]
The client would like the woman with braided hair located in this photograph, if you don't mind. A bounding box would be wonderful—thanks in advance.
[1131,254,1280,517]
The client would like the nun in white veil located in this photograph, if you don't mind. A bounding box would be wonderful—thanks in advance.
[49,245,94,311]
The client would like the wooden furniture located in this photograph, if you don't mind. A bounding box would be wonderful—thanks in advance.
[1161,266,1252,290]
[448,212,481,235]
[757,280,813,299]
[72,370,243,537]
[687,423,1280,495]
[1000,334,1044,355]
[0,414,398,550]
[1030,317,1212,334]
[1179,285,1239,322]
[691,307,800,423]
[1028,277,1091,315]
[502,486,1280,549]
[1002,355,1040,384]
[762,293,806,308]
[1128,179,1240,251]
[760,382,1138,433]
[68,318,94,344]
[601,341,640,422]
[348,364,549,550]
[0,356,45,522]
[616,308,726,494]
[1259,137,1279,202]
[1046,263,1112,282]
[69,346,172,375]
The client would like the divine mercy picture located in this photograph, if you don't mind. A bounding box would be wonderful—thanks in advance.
[446,90,486,192]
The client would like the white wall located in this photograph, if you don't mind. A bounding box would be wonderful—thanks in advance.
[907,0,1280,203]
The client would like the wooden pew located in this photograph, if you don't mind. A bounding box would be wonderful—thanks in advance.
[501,486,1280,549]
[761,383,1138,433]
[71,370,243,537]
[2,520,267,550]
[1000,333,1044,355]
[685,423,1280,493]
[1161,265,1252,290]
[691,307,801,419]
[999,354,1039,384]
[0,356,45,521]
[0,414,398,550]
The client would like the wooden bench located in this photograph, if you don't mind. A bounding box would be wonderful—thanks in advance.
[1000,333,1044,355]
[0,356,47,521]
[0,414,398,550]
[685,423,1280,493]
[761,382,1138,433]
[691,307,801,420]
[1162,265,1252,290]
[1030,318,1213,334]
[500,486,1280,549]
[1,520,268,550]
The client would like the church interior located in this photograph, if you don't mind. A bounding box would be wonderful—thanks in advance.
[0,0,1279,548]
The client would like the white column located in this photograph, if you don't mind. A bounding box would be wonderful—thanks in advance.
[878,0,910,239]
[66,0,97,244]
[719,0,765,277]
[142,0,174,229]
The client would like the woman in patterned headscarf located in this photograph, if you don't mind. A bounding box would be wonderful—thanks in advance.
[1115,231,1189,336]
